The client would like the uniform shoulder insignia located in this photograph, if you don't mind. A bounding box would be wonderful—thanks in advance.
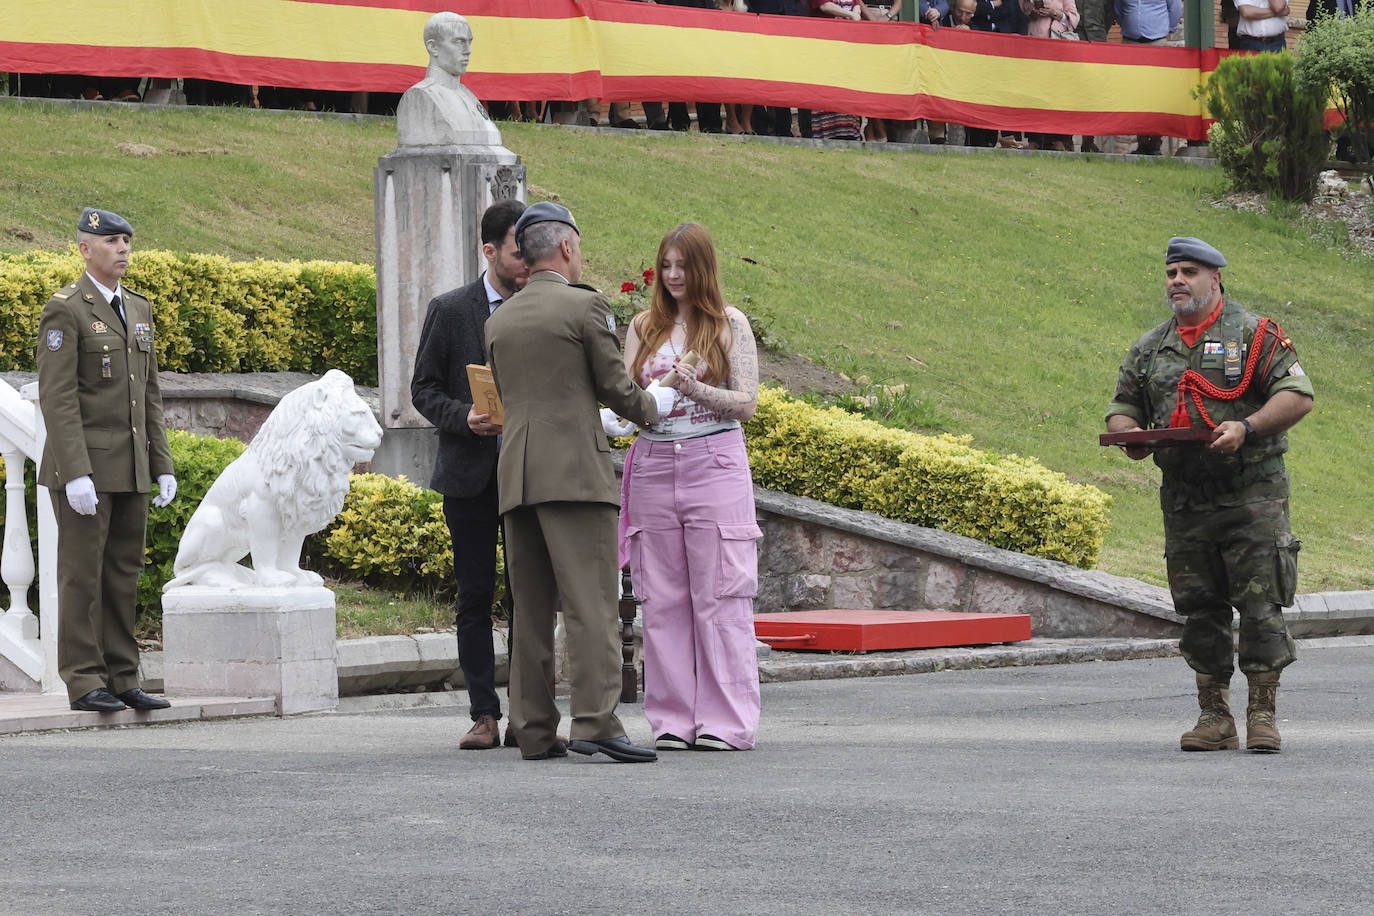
[52,285,76,300]
[570,282,600,293]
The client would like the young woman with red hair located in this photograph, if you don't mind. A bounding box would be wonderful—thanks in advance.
[616,222,762,752]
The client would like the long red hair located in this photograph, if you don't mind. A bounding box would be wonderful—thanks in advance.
[630,223,732,387]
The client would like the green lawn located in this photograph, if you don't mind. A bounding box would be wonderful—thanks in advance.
[5,99,1372,591]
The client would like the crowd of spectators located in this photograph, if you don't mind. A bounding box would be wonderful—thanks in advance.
[4,0,1319,156]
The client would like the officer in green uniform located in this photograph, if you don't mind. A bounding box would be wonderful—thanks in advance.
[37,208,178,713]
[1106,237,1314,753]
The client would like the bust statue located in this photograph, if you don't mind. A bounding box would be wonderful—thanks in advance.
[397,12,502,147]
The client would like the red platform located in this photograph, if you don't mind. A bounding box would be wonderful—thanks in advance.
[753,610,1032,653]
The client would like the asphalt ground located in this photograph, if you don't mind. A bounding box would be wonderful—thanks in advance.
[2,644,1371,915]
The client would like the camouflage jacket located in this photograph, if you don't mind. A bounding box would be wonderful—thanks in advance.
[1107,299,1314,512]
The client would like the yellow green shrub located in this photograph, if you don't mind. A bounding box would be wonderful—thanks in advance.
[0,249,377,383]
[743,388,1111,568]
[313,473,454,590]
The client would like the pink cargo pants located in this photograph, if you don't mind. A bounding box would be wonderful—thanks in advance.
[622,428,762,749]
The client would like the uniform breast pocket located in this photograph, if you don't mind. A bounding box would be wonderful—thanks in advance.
[81,336,124,380]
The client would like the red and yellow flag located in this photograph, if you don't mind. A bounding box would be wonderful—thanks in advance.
[0,0,1224,138]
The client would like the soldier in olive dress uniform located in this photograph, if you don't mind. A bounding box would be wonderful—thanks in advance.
[37,208,178,713]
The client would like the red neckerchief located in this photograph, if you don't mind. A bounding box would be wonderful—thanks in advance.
[1176,298,1223,348]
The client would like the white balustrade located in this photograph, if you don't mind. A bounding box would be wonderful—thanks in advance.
[0,379,53,692]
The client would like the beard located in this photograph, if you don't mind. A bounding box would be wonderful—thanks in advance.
[1169,293,1210,318]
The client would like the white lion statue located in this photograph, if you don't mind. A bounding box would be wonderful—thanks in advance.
[166,370,384,590]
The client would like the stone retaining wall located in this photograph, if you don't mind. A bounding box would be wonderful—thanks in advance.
[751,487,1183,639]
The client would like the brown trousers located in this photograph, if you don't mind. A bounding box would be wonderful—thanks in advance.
[52,490,148,702]
[503,501,624,755]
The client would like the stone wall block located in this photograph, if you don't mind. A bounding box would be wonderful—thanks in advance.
[756,576,786,614]
[877,544,923,571]
[757,516,818,576]
[829,576,876,610]
[874,570,921,610]
[1042,593,1182,639]
[819,532,878,574]
[968,571,1047,618]
[922,559,969,610]
[784,574,832,608]
[193,401,228,430]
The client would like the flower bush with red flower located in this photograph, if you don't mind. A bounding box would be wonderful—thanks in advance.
[611,267,655,324]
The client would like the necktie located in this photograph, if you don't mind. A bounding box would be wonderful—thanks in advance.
[111,294,127,328]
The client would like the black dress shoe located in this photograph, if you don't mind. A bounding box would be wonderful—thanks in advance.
[118,688,171,710]
[522,739,568,761]
[70,688,127,712]
[569,735,658,763]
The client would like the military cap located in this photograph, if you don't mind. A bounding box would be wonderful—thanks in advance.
[514,201,578,248]
[79,207,134,237]
[1165,236,1225,268]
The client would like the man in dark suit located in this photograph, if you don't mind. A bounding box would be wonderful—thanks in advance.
[485,202,674,763]
[37,207,177,713]
[411,199,527,750]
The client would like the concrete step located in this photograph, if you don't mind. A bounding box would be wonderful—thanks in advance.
[0,694,276,736]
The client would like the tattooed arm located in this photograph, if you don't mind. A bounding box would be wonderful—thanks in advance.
[671,306,759,421]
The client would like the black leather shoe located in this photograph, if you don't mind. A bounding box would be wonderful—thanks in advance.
[71,688,127,712]
[522,739,568,761]
[569,735,658,763]
[118,688,171,710]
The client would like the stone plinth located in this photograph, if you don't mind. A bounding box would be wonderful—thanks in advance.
[372,146,524,482]
[162,586,338,715]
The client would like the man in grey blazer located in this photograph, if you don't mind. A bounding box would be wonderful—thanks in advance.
[411,199,526,750]
[485,202,674,763]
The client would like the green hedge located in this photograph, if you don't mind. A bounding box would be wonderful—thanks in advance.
[2,392,1108,620]
[744,387,1111,568]
[0,248,377,384]
[1198,50,1329,202]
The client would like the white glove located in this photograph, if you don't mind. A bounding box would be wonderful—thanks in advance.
[65,476,98,516]
[600,408,636,437]
[153,474,178,508]
[646,379,676,417]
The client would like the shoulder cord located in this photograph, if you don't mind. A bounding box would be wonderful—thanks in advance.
[1168,317,1292,429]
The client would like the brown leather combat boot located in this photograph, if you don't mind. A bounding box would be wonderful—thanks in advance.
[459,714,500,750]
[1245,671,1282,753]
[1180,673,1239,751]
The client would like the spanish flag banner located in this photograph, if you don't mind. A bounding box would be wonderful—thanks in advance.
[0,0,1222,138]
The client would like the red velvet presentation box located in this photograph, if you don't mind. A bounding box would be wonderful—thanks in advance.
[753,610,1032,653]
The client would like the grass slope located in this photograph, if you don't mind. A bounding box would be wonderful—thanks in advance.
[4,100,1372,590]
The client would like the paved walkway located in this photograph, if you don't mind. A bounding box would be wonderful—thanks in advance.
[0,694,276,736]
[2,640,1371,915]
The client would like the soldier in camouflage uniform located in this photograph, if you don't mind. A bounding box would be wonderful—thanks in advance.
[1106,237,1313,753]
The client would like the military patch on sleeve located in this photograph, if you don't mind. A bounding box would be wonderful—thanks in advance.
[606,313,616,333]
[1288,362,1305,377]
[46,330,63,350]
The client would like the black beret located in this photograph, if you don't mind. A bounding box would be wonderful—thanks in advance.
[514,201,578,247]
[1165,236,1225,267]
[79,207,133,237]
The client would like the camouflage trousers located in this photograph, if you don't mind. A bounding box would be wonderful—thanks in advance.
[1163,498,1300,677]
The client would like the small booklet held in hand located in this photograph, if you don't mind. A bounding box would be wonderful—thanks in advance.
[466,364,503,426]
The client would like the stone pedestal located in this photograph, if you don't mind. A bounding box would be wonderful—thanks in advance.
[372,146,524,481]
[162,586,338,715]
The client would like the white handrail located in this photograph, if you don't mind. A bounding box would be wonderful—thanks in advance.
[0,379,48,691]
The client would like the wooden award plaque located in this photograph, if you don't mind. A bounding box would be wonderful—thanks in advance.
[1099,427,1217,448]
